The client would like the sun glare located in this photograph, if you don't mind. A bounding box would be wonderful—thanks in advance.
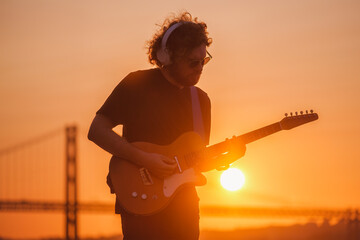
[220,168,245,191]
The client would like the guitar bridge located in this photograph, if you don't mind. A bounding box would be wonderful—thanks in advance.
[139,168,153,185]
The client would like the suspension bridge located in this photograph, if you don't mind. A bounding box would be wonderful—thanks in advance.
[0,126,358,239]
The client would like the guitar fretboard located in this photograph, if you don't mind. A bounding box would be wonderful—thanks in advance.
[181,112,318,171]
[206,121,282,156]
[240,122,282,144]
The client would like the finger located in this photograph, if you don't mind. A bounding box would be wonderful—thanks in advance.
[163,162,177,172]
[156,158,176,170]
[162,156,176,164]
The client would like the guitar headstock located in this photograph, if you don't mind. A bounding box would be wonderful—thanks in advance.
[280,110,319,130]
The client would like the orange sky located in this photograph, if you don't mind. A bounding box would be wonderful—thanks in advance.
[1,0,360,238]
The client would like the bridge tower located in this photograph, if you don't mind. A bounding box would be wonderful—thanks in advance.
[65,126,78,240]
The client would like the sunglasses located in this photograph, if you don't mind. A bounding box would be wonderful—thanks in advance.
[187,50,213,68]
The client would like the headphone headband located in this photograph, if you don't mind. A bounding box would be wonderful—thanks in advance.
[157,22,184,66]
[161,22,183,50]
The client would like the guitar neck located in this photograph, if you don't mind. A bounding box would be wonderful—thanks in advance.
[193,111,318,170]
[206,122,282,156]
[240,122,282,144]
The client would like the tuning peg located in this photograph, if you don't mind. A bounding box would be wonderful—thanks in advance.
[310,109,313,113]
[300,111,303,115]
[295,112,298,116]
[290,112,293,116]
[285,113,288,117]
[306,110,308,114]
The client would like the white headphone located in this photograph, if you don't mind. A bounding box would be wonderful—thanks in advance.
[156,22,184,66]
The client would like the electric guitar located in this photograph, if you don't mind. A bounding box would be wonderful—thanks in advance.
[109,110,318,215]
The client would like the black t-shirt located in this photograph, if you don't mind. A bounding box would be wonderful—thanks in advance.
[97,68,211,214]
[97,68,211,145]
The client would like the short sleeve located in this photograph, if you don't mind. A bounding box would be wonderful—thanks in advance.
[96,73,134,126]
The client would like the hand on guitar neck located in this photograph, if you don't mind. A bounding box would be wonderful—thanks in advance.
[198,136,246,172]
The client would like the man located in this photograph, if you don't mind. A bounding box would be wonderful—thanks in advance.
[88,12,246,240]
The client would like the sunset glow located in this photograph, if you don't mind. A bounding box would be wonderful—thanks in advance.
[1,0,360,239]
[220,168,245,191]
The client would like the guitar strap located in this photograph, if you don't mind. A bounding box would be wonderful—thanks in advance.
[190,86,206,142]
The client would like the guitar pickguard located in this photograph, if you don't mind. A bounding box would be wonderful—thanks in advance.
[163,168,198,197]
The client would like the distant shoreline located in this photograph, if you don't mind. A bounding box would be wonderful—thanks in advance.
[1,218,358,240]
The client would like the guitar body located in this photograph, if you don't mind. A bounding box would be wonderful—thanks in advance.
[109,132,207,216]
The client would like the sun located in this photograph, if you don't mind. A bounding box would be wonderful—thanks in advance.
[220,168,245,191]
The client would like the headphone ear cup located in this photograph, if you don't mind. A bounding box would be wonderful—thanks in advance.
[157,48,170,66]
[156,22,184,66]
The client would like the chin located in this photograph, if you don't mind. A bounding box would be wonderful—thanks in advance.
[182,79,199,87]
[184,76,201,86]
[172,72,201,87]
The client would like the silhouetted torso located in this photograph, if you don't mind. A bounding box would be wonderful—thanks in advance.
[96,68,211,239]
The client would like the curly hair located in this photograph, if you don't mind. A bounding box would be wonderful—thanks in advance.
[147,12,212,67]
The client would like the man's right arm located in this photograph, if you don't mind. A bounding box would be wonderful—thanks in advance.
[87,114,176,177]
